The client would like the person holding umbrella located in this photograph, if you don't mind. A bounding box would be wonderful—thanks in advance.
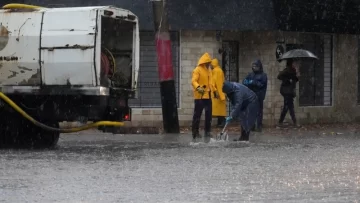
[277,59,301,128]
[276,48,318,128]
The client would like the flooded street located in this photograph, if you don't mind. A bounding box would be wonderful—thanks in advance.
[1,131,360,202]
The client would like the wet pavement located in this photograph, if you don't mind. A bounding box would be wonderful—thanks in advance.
[1,130,360,203]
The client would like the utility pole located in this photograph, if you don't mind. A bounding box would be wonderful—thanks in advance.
[151,0,180,133]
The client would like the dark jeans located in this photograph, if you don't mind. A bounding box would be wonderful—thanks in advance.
[192,99,212,134]
[279,95,297,124]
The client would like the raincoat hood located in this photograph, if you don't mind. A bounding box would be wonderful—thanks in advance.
[211,58,220,68]
[197,52,212,66]
[222,81,234,94]
[252,59,263,72]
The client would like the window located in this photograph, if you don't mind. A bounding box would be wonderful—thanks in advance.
[128,31,180,108]
[287,34,333,107]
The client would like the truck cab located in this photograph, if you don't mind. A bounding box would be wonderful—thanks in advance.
[0,5,140,148]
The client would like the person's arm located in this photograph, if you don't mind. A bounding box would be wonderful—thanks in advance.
[293,74,299,82]
[288,71,299,82]
[251,74,267,88]
[277,69,288,81]
[191,69,200,89]
[242,73,251,85]
[230,92,243,118]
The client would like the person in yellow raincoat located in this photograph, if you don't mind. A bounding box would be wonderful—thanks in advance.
[191,52,216,141]
[211,58,227,128]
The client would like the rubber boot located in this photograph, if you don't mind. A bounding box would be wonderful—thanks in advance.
[234,129,250,141]
[239,132,249,141]
[204,132,212,143]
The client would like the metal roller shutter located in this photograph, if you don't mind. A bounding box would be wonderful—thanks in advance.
[129,31,180,108]
[290,34,333,107]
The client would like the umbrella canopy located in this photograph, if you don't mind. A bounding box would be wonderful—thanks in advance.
[278,49,318,61]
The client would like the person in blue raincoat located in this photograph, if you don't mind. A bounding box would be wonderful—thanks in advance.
[242,59,268,132]
[222,81,259,141]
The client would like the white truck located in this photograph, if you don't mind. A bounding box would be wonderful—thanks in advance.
[0,4,140,148]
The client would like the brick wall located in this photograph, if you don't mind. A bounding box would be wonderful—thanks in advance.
[129,30,221,127]
[223,31,360,126]
[297,34,360,124]
[223,31,279,126]
[128,30,360,127]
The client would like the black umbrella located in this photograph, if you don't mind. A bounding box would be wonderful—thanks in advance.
[278,49,318,61]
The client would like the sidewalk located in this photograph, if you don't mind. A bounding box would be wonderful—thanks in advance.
[193,122,360,135]
[102,122,360,135]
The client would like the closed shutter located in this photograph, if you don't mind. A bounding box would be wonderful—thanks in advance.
[323,35,333,106]
[129,31,180,108]
[295,34,333,106]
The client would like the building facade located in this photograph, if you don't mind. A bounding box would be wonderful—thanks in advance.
[129,30,359,127]
[20,0,360,127]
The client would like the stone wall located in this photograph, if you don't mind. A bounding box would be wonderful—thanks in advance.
[297,34,360,124]
[222,31,279,126]
[129,30,222,127]
[128,30,360,127]
[223,31,360,126]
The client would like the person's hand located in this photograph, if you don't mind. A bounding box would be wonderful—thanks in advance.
[196,86,205,94]
[220,95,226,101]
[225,116,233,124]
[214,91,219,99]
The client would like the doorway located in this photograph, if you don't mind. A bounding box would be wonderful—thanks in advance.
[222,41,239,115]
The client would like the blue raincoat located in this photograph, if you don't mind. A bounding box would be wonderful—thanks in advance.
[242,59,268,128]
[242,59,268,101]
[222,81,259,133]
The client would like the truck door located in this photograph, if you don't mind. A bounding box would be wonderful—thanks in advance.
[40,9,97,86]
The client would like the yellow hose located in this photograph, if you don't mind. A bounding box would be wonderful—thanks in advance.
[0,92,124,133]
[2,3,44,9]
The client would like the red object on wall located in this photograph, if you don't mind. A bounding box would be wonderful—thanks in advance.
[155,32,174,82]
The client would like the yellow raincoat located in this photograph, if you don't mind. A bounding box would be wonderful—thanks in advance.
[191,53,216,99]
[211,59,227,116]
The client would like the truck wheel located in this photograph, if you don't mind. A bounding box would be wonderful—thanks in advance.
[0,111,22,148]
[14,119,60,149]
[0,110,59,149]
[30,122,60,149]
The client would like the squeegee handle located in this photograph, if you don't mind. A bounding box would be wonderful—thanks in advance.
[221,122,229,134]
